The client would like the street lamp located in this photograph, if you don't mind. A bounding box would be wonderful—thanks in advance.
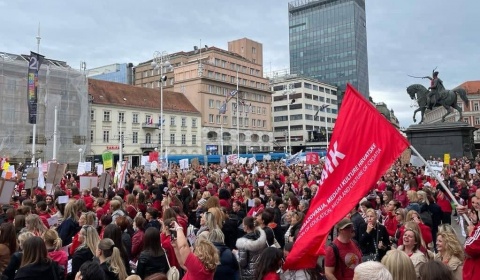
[151,51,173,163]
[78,148,83,162]
[283,84,295,155]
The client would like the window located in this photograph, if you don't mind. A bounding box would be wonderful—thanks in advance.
[216,100,221,109]
[216,115,221,124]
[209,114,214,123]
[182,134,186,145]
[103,111,110,122]
[223,116,227,125]
[181,117,186,127]
[103,131,109,143]
[133,132,138,144]
[118,112,125,122]
[90,110,95,121]
[244,118,249,127]
[251,106,256,114]
[170,116,176,126]
[192,135,197,145]
[239,117,243,126]
[158,133,161,144]
[209,99,214,108]
[263,120,266,127]
[90,130,94,143]
[232,117,237,126]
[258,120,262,127]
[170,134,175,145]
[146,115,152,123]
[475,103,479,111]
[192,118,197,127]
[146,133,151,144]
[132,113,139,124]
[252,119,255,127]
[252,47,256,54]
[262,108,266,115]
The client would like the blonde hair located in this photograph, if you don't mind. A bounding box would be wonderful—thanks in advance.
[242,188,251,200]
[98,238,128,280]
[194,239,220,271]
[407,190,418,203]
[25,214,47,235]
[64,201,79,222]
[406,210,421,223]
[18,232,35,250]
[396,208,407,224]
[207,207,224,229]
[78,225,100,256]
[437,231,464,261]
[438,224,457,235]
[202,191,211,199]
[205,196,220,210]
[381,249,417,280]
[110,200,121,211]
[42,229,63,250]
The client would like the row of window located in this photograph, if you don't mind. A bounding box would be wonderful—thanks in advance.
[208,99,268,115]
[206,70,268,90]
[207,114,267,128]
[96,130,197,145]
[94,110,197,127]
[207,85,268,103]
[212,58,261,77]
[274,115,337,123]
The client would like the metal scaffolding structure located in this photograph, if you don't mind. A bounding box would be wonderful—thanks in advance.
[0,52,89,164]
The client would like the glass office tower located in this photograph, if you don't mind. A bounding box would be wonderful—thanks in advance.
[288,0,369,99]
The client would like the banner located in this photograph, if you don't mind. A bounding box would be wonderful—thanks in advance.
[286,151,302,167]
[27,51,45,124]
[283,84,409,270]
[102,151,113,169]
[149,151,159,163]
[444,153,450,165]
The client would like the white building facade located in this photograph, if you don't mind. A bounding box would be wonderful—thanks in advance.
[270,75,338,153]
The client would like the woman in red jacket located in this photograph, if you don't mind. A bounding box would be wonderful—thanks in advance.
[394,183,408,208]
[131,216,146,262]
[397,210,432,247]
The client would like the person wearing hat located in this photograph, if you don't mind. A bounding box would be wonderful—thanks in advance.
[324,218,362,280]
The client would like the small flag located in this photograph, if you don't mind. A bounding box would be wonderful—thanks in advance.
[286,151,302,167]
[219,102,227,114]
[314,104,330,117]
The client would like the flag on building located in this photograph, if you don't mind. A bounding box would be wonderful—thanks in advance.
[226,89,238,103]
[314,104,330,117]
[27,51,45,124]
[219,102,227,114]
[283,84,409,270]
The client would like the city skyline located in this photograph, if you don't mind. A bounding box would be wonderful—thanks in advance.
[0,0,479,128]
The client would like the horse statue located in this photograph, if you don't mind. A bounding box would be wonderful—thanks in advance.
[406,84,469,124]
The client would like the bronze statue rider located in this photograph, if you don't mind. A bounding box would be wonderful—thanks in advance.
[423,71,445,110]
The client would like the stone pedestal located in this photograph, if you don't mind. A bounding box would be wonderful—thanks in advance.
[405,122,477,159]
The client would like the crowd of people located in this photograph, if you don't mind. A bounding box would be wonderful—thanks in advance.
[0,155,479,280]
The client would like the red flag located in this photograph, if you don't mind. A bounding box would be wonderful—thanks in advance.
[283,84,409,270]
[306,152,320,165]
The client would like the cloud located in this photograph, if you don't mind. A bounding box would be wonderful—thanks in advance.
[0,0,478,130]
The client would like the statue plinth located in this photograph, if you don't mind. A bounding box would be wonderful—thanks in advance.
[405,122,477,159]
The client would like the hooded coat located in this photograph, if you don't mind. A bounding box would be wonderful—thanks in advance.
[235,227,267,280]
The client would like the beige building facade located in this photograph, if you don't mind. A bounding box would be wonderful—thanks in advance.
[134,38,273,154]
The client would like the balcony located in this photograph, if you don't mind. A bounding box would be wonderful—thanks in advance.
[140,143,158,149]
[142,122,160,129]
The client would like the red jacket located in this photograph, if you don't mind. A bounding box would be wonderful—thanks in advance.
[48,250,68,277]
[383,212,398,237]
[82,195,94,211]
[436,192,452,213]
[131,229,144,262]
[464,224,480,280]
[161,233,180,269]
[38,211,51,229]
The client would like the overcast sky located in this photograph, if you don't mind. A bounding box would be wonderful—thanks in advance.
[1,0,479,127]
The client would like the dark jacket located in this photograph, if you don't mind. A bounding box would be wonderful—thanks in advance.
[57,217,80,246]
[359,223,390,261]
[68,247,93,280]
[222,216,240,250]
[100,262,119,280]
[135,250,168,279]
[145,220,161,231]
[213,242,239,280]
[235,228,267,280]
[3,251,22,280]
[121,231,132,260]
[351,212,366,243]
[14,261,64,280]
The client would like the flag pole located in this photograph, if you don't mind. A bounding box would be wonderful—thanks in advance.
[409,145,472,226]
[236,68,239,160]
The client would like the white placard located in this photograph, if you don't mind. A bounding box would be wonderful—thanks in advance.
[58,195,69,204]
[80,176,98,191]
[47,216,59,227]
[77,162,86,175]
[46,183,53,194]
[150,161,158,172]
[141,156,149,166]
[469,169,477,175]
[84,162,92,172]
[97,164,104,175]
[257,181,265,187]
[248,199,255,207]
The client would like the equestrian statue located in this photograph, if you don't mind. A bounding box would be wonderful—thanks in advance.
[406,70,468,124]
